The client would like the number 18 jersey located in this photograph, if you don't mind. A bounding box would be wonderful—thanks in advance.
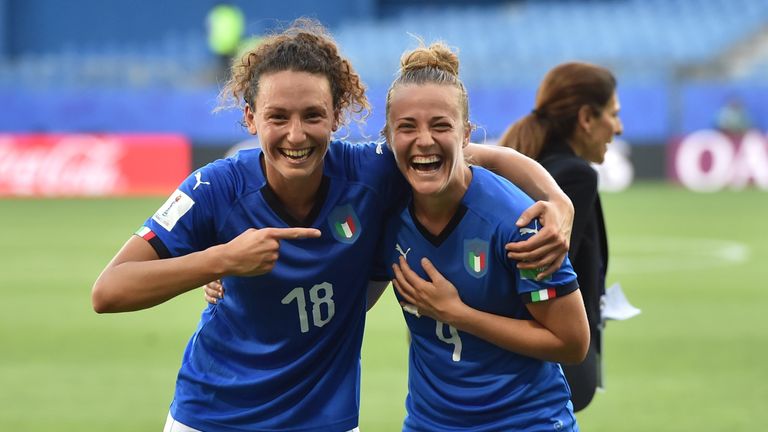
[138,141,405,432]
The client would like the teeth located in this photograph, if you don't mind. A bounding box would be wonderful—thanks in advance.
[412,155,441,164]
[281,148,311,158]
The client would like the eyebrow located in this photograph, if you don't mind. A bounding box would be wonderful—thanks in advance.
[396,115,452,122]
[262,104,329,114]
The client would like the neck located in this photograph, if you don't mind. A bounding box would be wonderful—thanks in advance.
[412,165,472,236]
[264,163,323,224]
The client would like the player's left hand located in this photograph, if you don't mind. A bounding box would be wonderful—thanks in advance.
[392,256,463,323]
[204,279,224,304]
[505,200,571,280]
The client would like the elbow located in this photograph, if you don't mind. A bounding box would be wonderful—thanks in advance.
[91,285,109,314]
[91,278,118,314]
[559,333,591,365]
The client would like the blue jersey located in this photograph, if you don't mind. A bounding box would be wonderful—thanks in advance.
[138,141,405,432]
[373,166,579,432]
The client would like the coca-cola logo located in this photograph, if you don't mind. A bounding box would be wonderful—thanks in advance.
[0,135,124,196]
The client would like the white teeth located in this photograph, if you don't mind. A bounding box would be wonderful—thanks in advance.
[281,148,311,158]
[412,155,441,164]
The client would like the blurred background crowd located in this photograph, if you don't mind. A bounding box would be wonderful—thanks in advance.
[1,0,767,193]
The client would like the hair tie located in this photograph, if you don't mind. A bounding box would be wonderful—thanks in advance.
[531,109,546,119]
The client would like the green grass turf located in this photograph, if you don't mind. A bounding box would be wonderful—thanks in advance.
[0,182,765,431]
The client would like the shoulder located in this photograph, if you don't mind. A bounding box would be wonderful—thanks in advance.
[187,148,264,200]
[541,152,597,188]
[324,139,405,193]
[464,167,534,226]
[325,140,394,172]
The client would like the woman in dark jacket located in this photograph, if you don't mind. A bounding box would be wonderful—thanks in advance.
[498,62,623,412]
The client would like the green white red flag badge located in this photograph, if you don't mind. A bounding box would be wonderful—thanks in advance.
[328,204,361,244]
[463,238,489,278]
[527,288,558,303]
[135,226,156,241]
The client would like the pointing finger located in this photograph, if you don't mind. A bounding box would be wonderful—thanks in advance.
[267,227,322,240]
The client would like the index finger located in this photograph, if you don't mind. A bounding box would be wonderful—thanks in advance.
[398,256,427,286]
[505,227,553,254]
[266,227,322,240]
[515,201,547,227]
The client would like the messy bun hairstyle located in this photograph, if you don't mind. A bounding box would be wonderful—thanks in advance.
[382,41,470,140]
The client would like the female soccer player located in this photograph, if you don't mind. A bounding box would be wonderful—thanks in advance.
[372,43,590,431]
[92,19,574,432]
[498,62,623,411]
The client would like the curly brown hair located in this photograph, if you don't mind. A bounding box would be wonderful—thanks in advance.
[217,18,370,130]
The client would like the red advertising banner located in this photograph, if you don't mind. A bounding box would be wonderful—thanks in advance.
[668,129,768,192]
[0,134,191,197]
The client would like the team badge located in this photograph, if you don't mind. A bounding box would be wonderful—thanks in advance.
[463,238,489,278]
[327,204,361,244]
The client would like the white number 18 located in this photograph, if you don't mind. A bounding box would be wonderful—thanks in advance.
[281,282,335,333]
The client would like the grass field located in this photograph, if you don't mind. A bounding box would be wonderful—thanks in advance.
[1,182,766,431]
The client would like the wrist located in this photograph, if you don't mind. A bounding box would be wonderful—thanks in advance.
[442,301,471,328]
[202,244,231,278]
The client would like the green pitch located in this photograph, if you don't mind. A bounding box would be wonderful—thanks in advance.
[1,182,766,431]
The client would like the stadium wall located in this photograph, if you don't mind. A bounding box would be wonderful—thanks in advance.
[1,84,765,143]
[4,0,374,56]
[2,84,768,195]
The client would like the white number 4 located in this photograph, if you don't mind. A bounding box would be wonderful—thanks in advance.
[281,282,336,333]
[436,321,462,362]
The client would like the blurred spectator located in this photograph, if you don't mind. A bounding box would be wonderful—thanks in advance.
[206,2,245,82]
[716,97,752,135]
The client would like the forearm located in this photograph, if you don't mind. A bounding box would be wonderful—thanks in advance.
[92,242,228,313]
[467,144,570,206]
[444,303,585,364]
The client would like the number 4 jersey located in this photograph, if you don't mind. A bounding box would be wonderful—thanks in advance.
[138,141,404,432]
[373,166,580,432]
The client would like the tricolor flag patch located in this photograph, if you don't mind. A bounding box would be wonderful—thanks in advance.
[463,238,489,278]
[528,288,558,303]
[335,216,355,239]
[135,226,156,241]
[327,204,361,244]
[134,225,171,259]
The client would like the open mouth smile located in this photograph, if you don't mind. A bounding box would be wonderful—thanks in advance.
[279,147,314,161]
[410,155,443,172]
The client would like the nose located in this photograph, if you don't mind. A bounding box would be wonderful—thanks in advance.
[287,117,307,143]
[614,117,624,136]
[415,125,434,147]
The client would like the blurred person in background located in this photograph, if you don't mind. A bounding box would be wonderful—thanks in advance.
[371,42,589,431]
[205,1,245,82]
[498,62,623,412]
[716,97,752,135]
[92,19,575,432]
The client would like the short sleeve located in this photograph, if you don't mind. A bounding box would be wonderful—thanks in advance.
[135,159,238,258]
[502,218,579,304]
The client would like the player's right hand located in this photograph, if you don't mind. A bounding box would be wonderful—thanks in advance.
[222,227,321,276]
